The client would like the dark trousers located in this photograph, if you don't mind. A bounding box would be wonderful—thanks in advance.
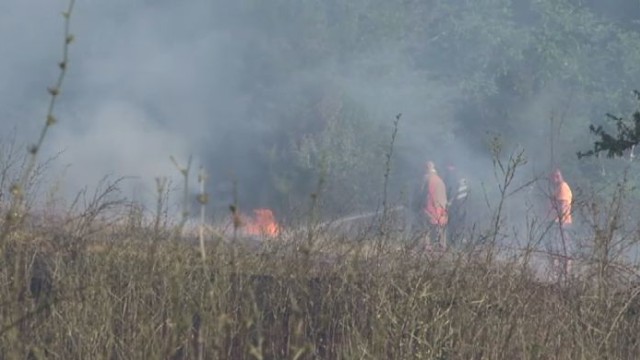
[447,206,467,246]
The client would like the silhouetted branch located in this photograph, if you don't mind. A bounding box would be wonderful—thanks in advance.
[578,91,640,159]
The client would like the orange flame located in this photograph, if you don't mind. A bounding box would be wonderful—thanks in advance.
[244,208,281,237]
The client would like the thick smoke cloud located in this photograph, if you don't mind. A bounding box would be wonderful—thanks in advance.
[2,0,633,232]
[1,0,230,208]
[2,0,467,211]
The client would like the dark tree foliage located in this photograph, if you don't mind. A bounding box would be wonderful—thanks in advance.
[578,91,640,159]
[202,0,640,214]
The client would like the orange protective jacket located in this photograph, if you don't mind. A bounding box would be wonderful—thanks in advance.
[552,181,572,226]
[424,172,448,226]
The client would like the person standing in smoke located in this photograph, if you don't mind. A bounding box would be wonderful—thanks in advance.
[548,169,574,278]
[421,161,448,250]
[443,164,469,246]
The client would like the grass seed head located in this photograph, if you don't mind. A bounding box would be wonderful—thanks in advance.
[46,115,57,126]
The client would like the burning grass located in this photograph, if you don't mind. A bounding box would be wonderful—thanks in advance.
[236,208,281,238]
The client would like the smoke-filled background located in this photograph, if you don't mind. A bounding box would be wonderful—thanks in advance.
[2,0,640,227]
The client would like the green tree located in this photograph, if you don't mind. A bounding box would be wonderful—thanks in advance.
[206,0,640,215]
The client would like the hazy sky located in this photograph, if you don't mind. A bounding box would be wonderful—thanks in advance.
[1,0,234,207]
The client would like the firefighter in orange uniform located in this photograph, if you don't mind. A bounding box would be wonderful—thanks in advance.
[549,169,573,276]
[423,161,448,249]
